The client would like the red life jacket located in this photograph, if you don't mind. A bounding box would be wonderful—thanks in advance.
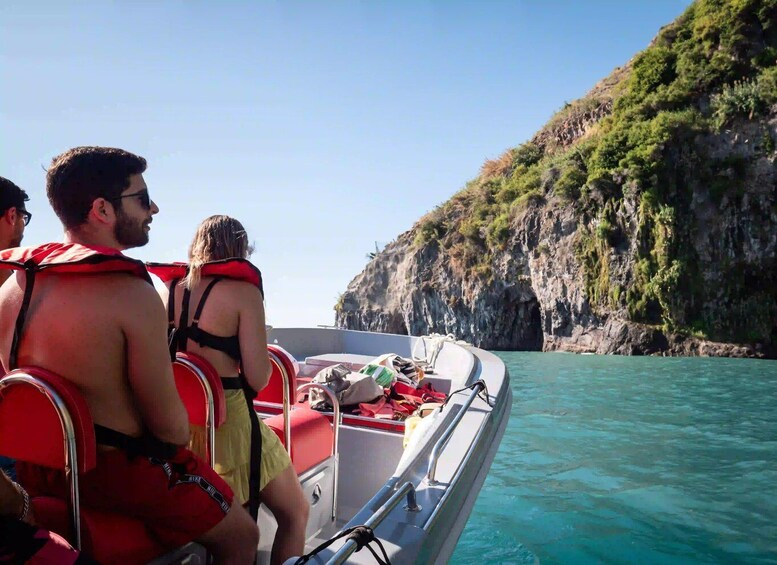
[0,243,152,370]
[0,243,180,460]
[146,258,263,294]
[147,259,264,361]
[0,242,151,281]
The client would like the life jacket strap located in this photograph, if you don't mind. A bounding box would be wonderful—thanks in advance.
[93,424,179,460]
[167,279,180,362]
[9,261,38,371]
[239,372,262,521]
[220,378,243,390]
[178,282,193,349]
[209,375,261,518]
[167,278,178,330]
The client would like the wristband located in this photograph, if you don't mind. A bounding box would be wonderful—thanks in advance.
[12,481,30,522]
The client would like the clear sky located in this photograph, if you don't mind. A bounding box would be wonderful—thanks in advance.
[1,1,692,328]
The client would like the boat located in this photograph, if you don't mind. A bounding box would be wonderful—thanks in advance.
[0,327,511,564]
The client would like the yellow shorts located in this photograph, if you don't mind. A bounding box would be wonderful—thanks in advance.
[190,389,291,505]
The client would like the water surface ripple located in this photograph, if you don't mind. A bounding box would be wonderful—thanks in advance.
[451,353,777,564]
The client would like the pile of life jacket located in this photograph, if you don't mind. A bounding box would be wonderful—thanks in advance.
[349,354,447,420]
[353,380,446,420]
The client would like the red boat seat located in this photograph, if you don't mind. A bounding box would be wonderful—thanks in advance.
[173,352,227,465]
[31,496,163,565]
[173,352,227,428]
[0,368,166,565]
[173,345,334,477]
[264,408,334,475]
[256,344,298,404]
[255,345,335,474]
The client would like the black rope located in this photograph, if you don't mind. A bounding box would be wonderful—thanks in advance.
[293,525,391,565]
[441,379,492,409]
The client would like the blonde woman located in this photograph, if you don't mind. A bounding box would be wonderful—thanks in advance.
[154,215,309,565]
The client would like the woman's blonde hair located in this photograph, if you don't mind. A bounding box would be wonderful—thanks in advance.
[185,215,254,289]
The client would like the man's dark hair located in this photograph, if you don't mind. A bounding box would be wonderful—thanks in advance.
[0,177,29,215]
[46,146,147,228]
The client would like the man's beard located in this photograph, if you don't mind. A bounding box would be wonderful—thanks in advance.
[9,225,24,247]
[114,210,149,248]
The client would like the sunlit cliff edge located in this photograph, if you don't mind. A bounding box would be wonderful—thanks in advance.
[337,0,777,357]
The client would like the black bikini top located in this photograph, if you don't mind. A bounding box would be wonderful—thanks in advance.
[168,278,242,362]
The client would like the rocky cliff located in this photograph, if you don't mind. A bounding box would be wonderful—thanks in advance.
[336,0,777,357]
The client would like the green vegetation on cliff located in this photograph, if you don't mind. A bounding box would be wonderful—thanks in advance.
[413,0,777,344]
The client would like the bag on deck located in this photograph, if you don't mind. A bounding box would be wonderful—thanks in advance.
[310,364,384,409]
[368,353,424,386]
[358,363,398,387]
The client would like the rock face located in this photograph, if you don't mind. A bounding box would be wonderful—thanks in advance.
[336,1,777,358]
[337,115,775,358]
[337,229,545,351]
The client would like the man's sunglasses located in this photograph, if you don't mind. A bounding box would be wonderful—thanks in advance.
[110,189,151,210]
[17,208,31,226]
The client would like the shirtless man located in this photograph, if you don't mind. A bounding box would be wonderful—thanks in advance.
[0,147,258,564]
[0,176,31,478]
[0,176,31,285]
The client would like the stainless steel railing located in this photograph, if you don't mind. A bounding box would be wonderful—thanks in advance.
[0,373,82,549]
[174,356,217,468]
[426,381,485,484]
[297,382,341,521]
[327,481,419,564]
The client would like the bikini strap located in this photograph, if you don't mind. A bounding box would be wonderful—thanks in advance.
[171,278,221,357]
[191,278,222,326]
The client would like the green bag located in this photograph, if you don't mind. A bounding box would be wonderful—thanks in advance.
[359,363,398,387]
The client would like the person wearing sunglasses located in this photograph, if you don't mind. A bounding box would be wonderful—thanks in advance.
[0,176,30,253]
[0,177,30,486]
[0,147,259,563]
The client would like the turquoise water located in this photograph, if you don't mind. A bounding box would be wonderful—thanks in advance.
[451,352,777,565]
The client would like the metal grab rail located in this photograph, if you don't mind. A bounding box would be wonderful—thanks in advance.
[174,356,217,468]
[0,374,83,549]
[267,350,293,455]
[426,381,486,485]
[296,382,341,521]
[423,407,491,531]
[327,481,419,565]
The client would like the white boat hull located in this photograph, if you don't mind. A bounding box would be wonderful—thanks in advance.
[260,328,512,565]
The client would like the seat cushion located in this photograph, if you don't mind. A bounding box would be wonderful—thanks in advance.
[173,352,227,428]
[0,369,97,472]
[264,408,333,475]
[256,345,299,405]
[33,496,166,565]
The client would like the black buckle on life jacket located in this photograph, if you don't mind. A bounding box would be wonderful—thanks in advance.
[168,326,181,363]
[220,377,242,390]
